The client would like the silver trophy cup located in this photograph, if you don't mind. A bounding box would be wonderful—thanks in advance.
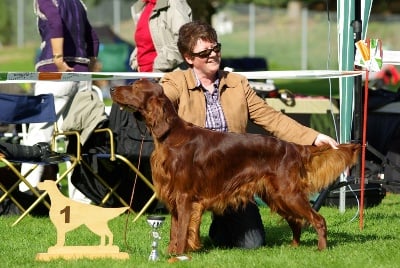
[146,215,165,261]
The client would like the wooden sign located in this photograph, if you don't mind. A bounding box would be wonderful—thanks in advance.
[35,180,129,261]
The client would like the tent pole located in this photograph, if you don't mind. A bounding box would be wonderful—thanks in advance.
[352,1,362,180]
[352,0,365,229]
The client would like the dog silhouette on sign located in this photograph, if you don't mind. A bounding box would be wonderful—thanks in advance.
[37,180,129,247]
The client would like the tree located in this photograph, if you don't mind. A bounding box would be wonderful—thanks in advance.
[0,0,12,45]
[186,0,218,22]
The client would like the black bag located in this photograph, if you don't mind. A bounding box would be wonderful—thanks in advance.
[108,103,154,160]
[0,166,49,216]
[324,183,386,208]
[0,190,49,216]
[383,137,400,193]
[69,104,156,212]
[368,88,400,111]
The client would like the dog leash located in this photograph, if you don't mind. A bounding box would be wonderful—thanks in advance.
[123,118,148,251]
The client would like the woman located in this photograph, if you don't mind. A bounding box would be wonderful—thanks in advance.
[161,20,338,249]
[21,0,99,196]
[129,0,192,72]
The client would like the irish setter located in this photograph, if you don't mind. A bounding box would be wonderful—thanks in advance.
[110,79,360,255]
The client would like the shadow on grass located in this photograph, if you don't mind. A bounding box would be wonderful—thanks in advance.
[197,217,397,252]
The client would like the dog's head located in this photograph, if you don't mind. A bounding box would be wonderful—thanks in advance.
[110,79,163,112]
[110,79,173,139]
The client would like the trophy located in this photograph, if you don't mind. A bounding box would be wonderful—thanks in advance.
[146,215,165,261]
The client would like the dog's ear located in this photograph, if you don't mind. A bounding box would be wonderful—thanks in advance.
[146,96,171,139]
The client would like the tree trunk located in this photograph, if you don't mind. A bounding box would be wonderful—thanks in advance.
[186,0,216,24]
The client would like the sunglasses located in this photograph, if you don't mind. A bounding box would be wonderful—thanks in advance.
[191,43,221,58]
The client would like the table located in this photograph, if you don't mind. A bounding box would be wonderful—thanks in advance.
[247,97,339,135]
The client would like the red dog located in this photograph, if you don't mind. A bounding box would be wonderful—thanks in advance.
[110,79,360,255]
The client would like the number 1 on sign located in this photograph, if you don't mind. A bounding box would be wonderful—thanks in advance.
[60,206,71,223]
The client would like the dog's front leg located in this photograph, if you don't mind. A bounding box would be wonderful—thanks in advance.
[168,211,179,254]
[175,193,192,254]
[187,202,204,251]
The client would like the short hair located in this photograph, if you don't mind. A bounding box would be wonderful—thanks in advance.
[177,20,218,60]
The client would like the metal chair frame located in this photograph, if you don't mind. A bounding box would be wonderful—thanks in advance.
[0,93,79,226]
[74,127,157,222]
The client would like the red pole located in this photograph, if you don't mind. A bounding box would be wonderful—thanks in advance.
[359,70,368,230]
[359,39,370,230]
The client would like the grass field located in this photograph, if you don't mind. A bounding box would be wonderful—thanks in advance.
[1,8,400,267]
[0,192,399,267]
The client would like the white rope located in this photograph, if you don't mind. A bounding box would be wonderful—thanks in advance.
[0,70,363,83]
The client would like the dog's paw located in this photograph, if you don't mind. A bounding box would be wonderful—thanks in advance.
[168,255,192,263]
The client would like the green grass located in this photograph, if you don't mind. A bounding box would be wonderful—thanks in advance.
[0,193,399,267]
[0,44,36,72]
[1,11,399,266]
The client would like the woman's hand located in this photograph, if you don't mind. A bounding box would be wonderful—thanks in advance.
[313,133,338,149]
[54,56,74,72]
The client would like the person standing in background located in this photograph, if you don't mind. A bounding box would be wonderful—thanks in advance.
[20,0,99,198]
[129,0,192,72]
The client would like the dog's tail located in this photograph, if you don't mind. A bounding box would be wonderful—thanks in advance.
[305,143,361,194]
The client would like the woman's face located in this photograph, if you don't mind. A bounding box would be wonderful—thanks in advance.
[185,39,221,77]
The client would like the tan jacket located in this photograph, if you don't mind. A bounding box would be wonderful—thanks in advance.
[130,0,192,72]
[62,90,107,145]
[161,69,319,145]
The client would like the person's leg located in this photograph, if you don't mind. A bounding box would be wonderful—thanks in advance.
[65,80,93,203]
[209,202,266,249]
[19,81,79,192]
[67,175,92,204]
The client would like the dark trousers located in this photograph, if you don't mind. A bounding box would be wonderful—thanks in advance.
[209,202,266,249]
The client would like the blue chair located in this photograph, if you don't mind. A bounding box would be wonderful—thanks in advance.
[0,93,79,226]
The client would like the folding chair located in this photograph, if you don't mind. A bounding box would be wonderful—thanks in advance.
[0,93,79,226]
[61,90,157,222]
[78,134,157,222]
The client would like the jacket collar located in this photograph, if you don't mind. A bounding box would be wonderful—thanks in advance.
[186,69,241,93]
[192,70,219,89]
[135,0,168,12]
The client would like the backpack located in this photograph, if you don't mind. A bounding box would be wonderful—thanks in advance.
[108,103,154,159]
